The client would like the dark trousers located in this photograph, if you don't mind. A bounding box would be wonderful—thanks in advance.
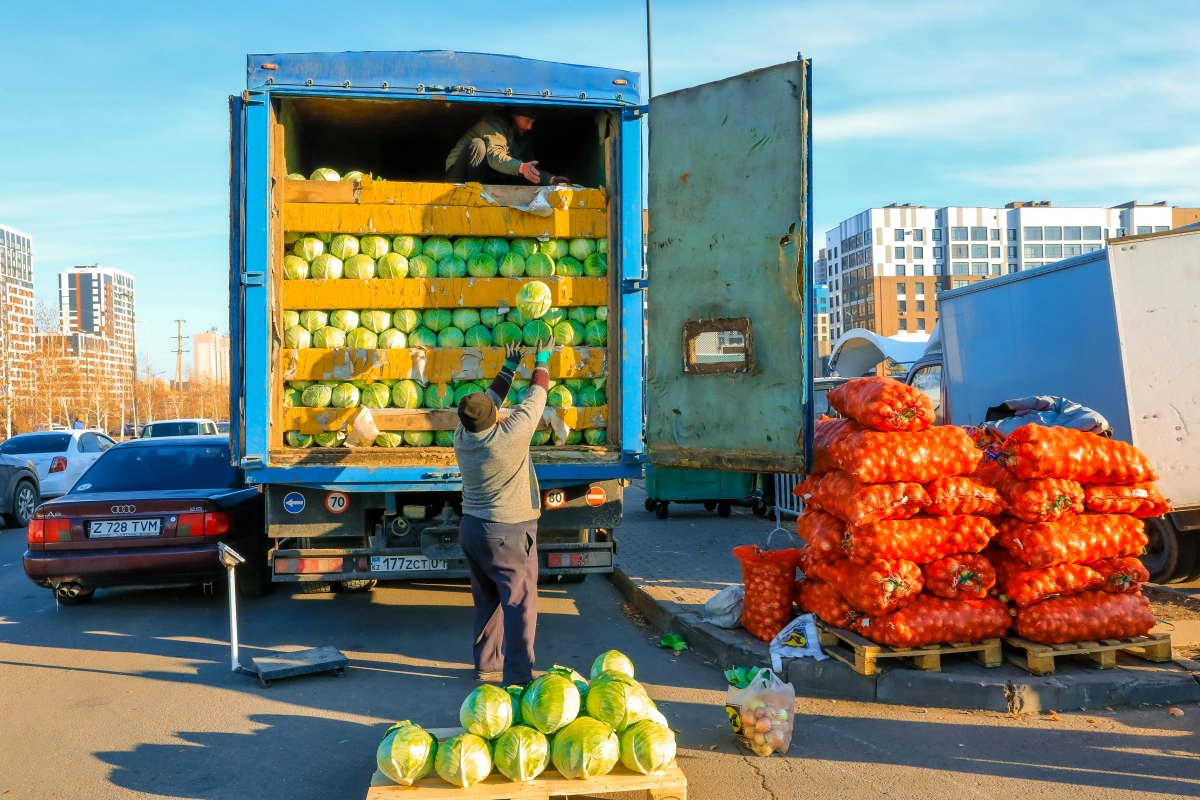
[446,138,523,185]
[459,514,538,683]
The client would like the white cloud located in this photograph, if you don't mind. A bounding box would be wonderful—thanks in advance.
[816,92,1035,142]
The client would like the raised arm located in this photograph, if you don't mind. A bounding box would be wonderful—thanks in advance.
[486,342,523,406]
[500,338,552,438]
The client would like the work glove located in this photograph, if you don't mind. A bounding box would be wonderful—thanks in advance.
[536,337,554,364]
[503,341,523,370]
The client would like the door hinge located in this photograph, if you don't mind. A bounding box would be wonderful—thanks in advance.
[622,278,648,293]
[240,455,264,467]
[241,90,266,106]
[241,271,265,286]
[622,450,648,464]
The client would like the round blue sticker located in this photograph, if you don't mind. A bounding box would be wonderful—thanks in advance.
[283,492,306,514]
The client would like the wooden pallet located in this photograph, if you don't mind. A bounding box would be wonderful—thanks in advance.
[366,728,686,800]
[817,622,1002,676]
[1003,633,1173,676]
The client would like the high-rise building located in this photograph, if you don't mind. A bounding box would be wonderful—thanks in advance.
[58,266,136,390]
[0,225,35,406]
[825,200,1198,341]
[813,282,831,377]
[193,329,230,383]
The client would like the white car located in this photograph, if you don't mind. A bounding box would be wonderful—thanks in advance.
[0,430,117,499]
[141,419,220,438]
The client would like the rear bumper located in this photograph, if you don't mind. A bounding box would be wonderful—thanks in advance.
[23,536,257,589]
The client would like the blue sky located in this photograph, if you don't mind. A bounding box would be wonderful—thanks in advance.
[2,0,1198,370]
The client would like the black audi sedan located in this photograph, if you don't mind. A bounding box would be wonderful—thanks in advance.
[23,436,268,604]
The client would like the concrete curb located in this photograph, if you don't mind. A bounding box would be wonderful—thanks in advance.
[609,566,1200,713]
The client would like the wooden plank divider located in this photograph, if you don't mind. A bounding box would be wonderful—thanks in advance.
[281,276,608,311]
[285,178,608,211]
[283,405,608,435]
[282,346,606,383]
[284,202,606,239]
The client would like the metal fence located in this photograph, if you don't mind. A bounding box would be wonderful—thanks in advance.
[774,473,805,517]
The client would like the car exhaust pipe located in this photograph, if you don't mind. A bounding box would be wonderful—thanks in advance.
[56,583,83,599]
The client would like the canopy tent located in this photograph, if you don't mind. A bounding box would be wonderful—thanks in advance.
[827,328,931,377]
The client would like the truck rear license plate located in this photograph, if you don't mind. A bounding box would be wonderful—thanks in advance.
[89,519,161,537]
[370,556,449,573]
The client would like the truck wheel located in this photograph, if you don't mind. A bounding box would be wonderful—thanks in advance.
[717,502,732,518]
[703,502,717,512]
[340,579,377,592]
[1141,516,1199,584]
[644,498,657,513]
[655,502,669,519]
[300,580,333,594]
[4,480,38,528]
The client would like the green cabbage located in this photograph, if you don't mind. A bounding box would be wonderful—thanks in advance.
[546,385,573,408]
[596,238,608,254]
[312,326,346,348]
[284,387,304,407]
[454,382,483,405]
[434,430,455,447]
[482,237,510,260]
[283,310,300,328]
[524,253,555,277]
[313,232,334,243]
[302,384,333,408]
[284,326,311,349]
[553,320,584,347]
[540,239,569,260]
[523,320,553,347]
[342,170,364,182]
[403,430,434,447]
[299,310,328,332]
[559,430,583,445]
[541,307,567,327]
[309,253,343,279]
[464,324,492,348]
[506,308,529,327]
[375,432,404,447]
[506,684,526,725]
[346,327,378,348]
[493,726,549,782]
[360,310,393,334]
[510,238,539,259]
[520,672,580,734]
[287,380,314,390]
[376,253,408,278]
[361,383,392,408]
[583,253,607,277]
[595,305,608,321]
[438,255,467,278]
[284,231,305,245]
[437,327,465,347]
[453,237,483,261]
[550,717,619,779]
[409,327,438,348]
[314,431,346,448]
[283,255,310,280]
[466,254,497,278]
[422,236,453,262]
[331,383,360,408]
[516,281,553,320]
[434,732,492,788]
[564,378,588,392]
[584,319,607,346]
[619,720,676,775]
[359,235,390,259]
[310,167,340,180]
[392,309,422,333]
[424,383,454,409]
[491,321,523,346]
[585,671,651,733]
[555,256,583,277]
[569,238,596,261]
[576,385,602,407]
[330,309,360,332]
[422,309,452,332]
[407,254,438,278]
[391,380,423,409]
[330,234,360,260]
[451,309,481,330]
[569,306,595,325]
[285,431,314,448]
[392,235,422,259]
[550,665,590,702]
[460,684,513,739]
[344,254,376,279]
[479,308,504,328]
[531,430,552,446]
[590,650,635,680]
[377,329,407,349]
[498,252,526,277]
[584,429,606,445]
[287,173,306,180]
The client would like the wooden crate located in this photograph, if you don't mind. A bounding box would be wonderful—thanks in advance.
[817,622,1002,676]
[1003,633,1173,676]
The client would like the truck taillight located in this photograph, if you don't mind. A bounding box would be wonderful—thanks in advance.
[274,557,343,574]
[28,519,44,543]
[547,552,588,568]
[49,457,67,474]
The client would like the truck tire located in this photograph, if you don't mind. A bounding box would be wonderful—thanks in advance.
[1141,516,1200,584]
[300,580,334,594]
[4,480,38,528]
[340,579,377,592]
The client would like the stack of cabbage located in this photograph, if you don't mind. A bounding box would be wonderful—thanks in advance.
[375,650,677,788]
[283,232,609,450]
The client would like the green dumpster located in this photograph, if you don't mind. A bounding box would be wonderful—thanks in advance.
[643,465,759,519]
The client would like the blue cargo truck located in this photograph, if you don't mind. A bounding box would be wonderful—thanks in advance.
[229,50,813,590]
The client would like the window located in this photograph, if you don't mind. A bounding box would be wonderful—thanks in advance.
[1155,226,1170,232]
[79,433,102,453]
[971,262,988,275]
[951,227,968,241]
[898,300,907,313]
[1026,262,1043,268]
[865,230,872,244]
[1024,244,1043,258]
[991,247,1000,258]
[913,247,924,258]
[1009,263,1019,274]
[1083,226,1101,240]
[914,265,925,276]
[952,262,968,275]
[896,265,906,276]
[898,319,908,331]
[1007,246,1018,258]
[969,244,987,257]
[895,246,906,259]
[913,230,924,242]
[952,244,969,258]
[932,229,943,241]
[917,318,926,332]
[1044,244,1062,258]
[1,433,72,454]
[971,227,987,241]
[1083,244,1102,253]
[1007,228,1017,241]
[915,282,925,295]
[895,229,905,241]
[1024,226,1042,240]
[1044,226,1062,240]
[990,229,999,241]
[991,263,1001,275]
[1116,228,1126,237]
[953,279,969,288]
[1064,226,1081,240]
[897,282,906,295]
[934,263,944,276]
[1063,244,1082,257]
[917,299,926,312]
[70,444,238,493]
[933,246,944,258]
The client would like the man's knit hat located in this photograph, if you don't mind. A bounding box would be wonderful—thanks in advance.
[458,391,497,433]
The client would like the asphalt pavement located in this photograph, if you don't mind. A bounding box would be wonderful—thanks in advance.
[1,523,1198,799]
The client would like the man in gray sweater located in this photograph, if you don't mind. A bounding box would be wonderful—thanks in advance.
[454,338,553,683]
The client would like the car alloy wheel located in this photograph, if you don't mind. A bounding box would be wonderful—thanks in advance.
[7,481,37,528]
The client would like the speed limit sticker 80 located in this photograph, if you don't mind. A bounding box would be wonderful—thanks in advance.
[544,489,566,509]
[325,491,349,514]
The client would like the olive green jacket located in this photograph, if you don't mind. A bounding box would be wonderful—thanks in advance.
[444,113,551,185]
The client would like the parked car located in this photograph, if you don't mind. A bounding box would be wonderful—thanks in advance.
[0,430,115,500]
[0,451,41,528]
[141,419,219,438]
[813,376,850,418]
[215,422,230,435]
[23,435,268,604]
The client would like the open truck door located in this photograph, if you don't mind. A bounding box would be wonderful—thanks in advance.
[646,59,813,473]
[228,93,247,465]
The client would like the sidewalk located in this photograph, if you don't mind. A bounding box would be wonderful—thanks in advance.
[611,481,1200,713]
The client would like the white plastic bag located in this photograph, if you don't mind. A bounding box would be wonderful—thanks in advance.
[769,613,827,672]
[725,667,795,757]
[704,584,744,629]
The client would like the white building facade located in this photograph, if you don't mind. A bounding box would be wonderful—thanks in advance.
[58,265,137,391]
[0,224,35,427]
[193,329,230,383]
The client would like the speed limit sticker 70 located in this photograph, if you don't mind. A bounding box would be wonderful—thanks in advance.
[325,491,349,514]
[544,489,566,509]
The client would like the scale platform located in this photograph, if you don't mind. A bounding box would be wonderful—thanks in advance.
[248,646,348,687]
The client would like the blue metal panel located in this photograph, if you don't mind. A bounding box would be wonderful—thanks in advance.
[228,95,245,463]
[247,51,640,106]
[619,110,646,463]
[241,93,271,467]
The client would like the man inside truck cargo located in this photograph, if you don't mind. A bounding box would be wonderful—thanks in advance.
[454,338,554,683]
[445,108,569,186]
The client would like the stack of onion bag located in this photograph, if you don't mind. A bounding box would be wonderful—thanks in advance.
[793,377,1011,647]
[977,424,1163,644]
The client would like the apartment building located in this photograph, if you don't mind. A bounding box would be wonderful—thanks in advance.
[58,265,137,390]
[193,328,231,383]
[0,225,36,405]
[825,200,1193,340]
